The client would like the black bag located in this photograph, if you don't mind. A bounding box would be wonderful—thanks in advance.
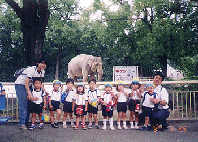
[14,67,30,78]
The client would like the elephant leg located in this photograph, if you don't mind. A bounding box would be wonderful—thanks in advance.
[82,70,88,82]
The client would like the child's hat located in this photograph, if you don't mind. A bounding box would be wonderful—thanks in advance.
[53,80,61,85]
[116,80,124,85]
[131,78,139,84]
[105,83,112,87]
[145,83,154,88]
[77,84,84,87]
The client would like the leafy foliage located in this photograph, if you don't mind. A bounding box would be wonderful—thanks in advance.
[1,0,198,82]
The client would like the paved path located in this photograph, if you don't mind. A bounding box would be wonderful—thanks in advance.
[0,121,198,142]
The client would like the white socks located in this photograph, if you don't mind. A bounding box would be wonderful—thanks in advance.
[103,119,107,127]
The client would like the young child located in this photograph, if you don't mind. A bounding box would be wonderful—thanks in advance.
[87,79,100,129]
[100,84,115,130]
[62,78,75,128]
[73,84,88,130]
[141,84,160,131]
[115,81,128,130]
[128,79,141,129]
[48,80,62,128]
[28,78,46,130]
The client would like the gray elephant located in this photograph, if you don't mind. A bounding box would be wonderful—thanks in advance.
[68,54,103,82]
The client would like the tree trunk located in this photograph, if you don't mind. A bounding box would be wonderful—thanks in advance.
[5,0,50,66]
[160,54,167,78]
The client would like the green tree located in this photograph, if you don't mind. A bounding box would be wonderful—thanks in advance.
[5,0,50,65]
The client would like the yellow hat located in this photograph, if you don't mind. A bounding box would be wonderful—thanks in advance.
[116,80,124,85]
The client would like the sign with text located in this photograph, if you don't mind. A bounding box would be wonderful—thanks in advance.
[113,66,138,82]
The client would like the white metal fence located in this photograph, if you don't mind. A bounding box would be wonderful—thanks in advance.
[1,81,198,122]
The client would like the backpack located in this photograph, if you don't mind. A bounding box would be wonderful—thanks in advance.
[14,66,30,78]
[142,92,158,108]
[61,91,69,103]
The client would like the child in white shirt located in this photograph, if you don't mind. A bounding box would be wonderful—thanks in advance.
[62,78,75,128]
[74,84,88,130]
[141,84,160,131]
[48,80,62,128]
[28,78,46,130]
[115,81,128,130]
[100,84,115,130]
[128,79,141,129]
[87,79,101,129]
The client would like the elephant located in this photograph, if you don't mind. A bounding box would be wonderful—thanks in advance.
[68,54,103,82]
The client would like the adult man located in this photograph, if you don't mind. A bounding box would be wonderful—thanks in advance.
[15,59,47,130]
[152,71,170,131]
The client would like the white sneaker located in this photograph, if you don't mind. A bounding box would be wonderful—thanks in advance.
[63,125,67,129]
[102,126,106,130]
[131,125,135,129]
[71,123,75,128]
[110,126,115,130]
[123,125,128,130]
[134,125,139,129]
[118,125,122,130]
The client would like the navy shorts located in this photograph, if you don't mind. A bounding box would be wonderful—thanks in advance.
[63,101,73,113]
[88,104,98,114]
[29,101,43,114]
[101,105,113,118]
[74,105,87,116]
[128,99,140,111]
[50,100,60,111]
[117,102,127,113]
[142,106,155,117]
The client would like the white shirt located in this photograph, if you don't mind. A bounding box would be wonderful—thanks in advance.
[117,92,127,102]
[141,91,158,108]
[129,89,141,100]
[74,93,88,105]
[31,89,45,104]
[63,90,75,102]
[15,66,45,85]
[154,85,169,109]
[49,90,62,102]
[86,89,101,101]
[100,92,114,104]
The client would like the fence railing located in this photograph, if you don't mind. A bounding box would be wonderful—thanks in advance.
[1,82,198,122]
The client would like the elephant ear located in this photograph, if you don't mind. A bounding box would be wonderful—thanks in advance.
[87,56,94,67]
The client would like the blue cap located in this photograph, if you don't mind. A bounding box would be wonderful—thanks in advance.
[105,84,112,87]
[145,84,154,88]
[131,80,139,84]
[131,79,139,85]
[53,80,61,85]
[77,84,84,87]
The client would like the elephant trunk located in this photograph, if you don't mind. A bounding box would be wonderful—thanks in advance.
[97,71,103,81]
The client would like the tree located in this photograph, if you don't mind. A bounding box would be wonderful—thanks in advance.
[0,4,23,82]
[5,0,50,65]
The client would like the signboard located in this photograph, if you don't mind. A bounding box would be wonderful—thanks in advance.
[113,66,138,82]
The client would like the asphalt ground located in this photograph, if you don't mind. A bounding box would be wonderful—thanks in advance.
[0,121,198,142]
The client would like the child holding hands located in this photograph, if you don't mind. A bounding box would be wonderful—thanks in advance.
[115,81,128,130]
[100,84,115,130]
[73,84,88,130]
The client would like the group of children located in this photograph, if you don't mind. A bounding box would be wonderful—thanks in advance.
[27,77,161,131]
